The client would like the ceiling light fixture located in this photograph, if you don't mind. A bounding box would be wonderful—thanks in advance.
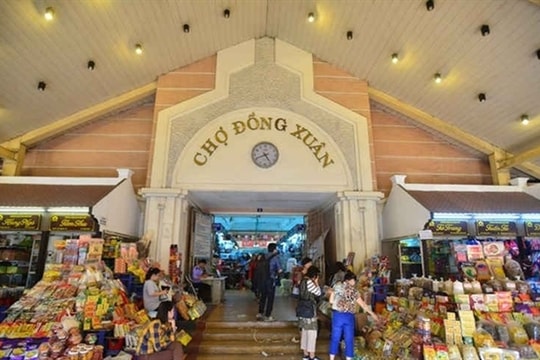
[37,81,46,91]
[307,12,315,22]
[135,43,143,55]
[426,0,434,11]
[481,24,490,36]
[391,53,399,64]
[183,24,190,33]
[433,72,442,84]
[521,114,530,125]
[223,9,230,18]
[87,60,95,71]
[478,93,486,102]
[44,7,55,21]
[346,31,353,40]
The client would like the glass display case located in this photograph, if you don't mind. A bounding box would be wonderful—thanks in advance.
[398,238,424,279]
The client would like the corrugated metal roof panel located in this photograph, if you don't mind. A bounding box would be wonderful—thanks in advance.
[0,184,117,207]
[406,190,540,214]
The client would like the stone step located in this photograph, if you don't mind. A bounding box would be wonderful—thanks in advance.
[204,320,298,329]
[187,353,328,360]
[194,339,330,355]
[201,325,331,342]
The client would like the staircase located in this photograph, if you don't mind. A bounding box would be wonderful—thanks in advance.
[186,319,330,359]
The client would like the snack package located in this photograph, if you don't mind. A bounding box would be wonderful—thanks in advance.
[473,328,496,348]
[507,321,529,345]
[462,344,480,360]
[478,347,502,360]
[486,257,506,280]
[523,320,540,341]
[476,260,492,281]
[483,242,505,257]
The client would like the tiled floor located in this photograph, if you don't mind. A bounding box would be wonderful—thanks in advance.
[205,288,298,322]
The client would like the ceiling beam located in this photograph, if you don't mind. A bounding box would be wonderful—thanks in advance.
[497,145,540,170]
[0,146,16,160]
[1,81,157,151]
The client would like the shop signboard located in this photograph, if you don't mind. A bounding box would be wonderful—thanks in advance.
[426,220,468,236]
[524,221,540,236]
[0,214,41,231]
[475,220,517,236]
[49,214,96,232]
[193,212,212,259]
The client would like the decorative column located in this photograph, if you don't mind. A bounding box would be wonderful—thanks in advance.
[334,191,384,270]
[139,188,190,271]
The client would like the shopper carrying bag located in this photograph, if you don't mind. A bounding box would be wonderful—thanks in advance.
[296,266,322,360]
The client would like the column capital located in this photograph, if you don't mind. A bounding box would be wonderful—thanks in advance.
[139,187,188,199]
[336,190,384,202]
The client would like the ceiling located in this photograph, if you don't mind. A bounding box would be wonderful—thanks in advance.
[1,0,540,216]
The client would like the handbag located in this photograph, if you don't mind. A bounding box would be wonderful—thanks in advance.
[296,299,314,318]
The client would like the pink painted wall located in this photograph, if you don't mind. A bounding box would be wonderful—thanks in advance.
[21,54,491,196]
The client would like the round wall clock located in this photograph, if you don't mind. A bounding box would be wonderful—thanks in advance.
[251,141,279,168]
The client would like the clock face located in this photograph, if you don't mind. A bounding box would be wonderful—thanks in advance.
[251,141,279,168]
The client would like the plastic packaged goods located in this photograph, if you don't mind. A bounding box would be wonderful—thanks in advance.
[470,279,482,294]
[461,344,480,360]
[507,321,529,345]
[462,279,473,294]
[486,278,503,292]
[444,279,454,295]
[447,344,462,360]
[478,347,502,360]
[432,278,440,293]
[495,323,510,344]
[504,256,525,280]
[515,277,530,294]
[472,328,496,348]
[453,279,464,295]
[523,320,540,341]
[510,345,538,359]
[501,277,516,294]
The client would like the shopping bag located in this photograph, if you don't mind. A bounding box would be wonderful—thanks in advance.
[318,300,332,317]
[187,300,207,320]
[176,330,192,346]
[176,299,190,321]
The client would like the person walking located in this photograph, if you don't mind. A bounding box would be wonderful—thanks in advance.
[328,271,378,360]
[297,265,322,360]
[248,253,263,299]
[255,243,282,322]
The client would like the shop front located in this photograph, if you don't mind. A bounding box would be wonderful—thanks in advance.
[0,168,141,305]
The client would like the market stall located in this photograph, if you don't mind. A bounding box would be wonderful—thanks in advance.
[0,169,141,305]
[359,175,540,359]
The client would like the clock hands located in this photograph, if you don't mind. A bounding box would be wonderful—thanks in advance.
[255,152,270,161]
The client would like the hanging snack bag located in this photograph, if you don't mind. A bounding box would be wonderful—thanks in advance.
[483,242,505,258]
[475,260,492,281]
[467,243,484,261]
[485,257,505,280]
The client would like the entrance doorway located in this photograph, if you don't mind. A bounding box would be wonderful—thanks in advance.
[212,214,305,290]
